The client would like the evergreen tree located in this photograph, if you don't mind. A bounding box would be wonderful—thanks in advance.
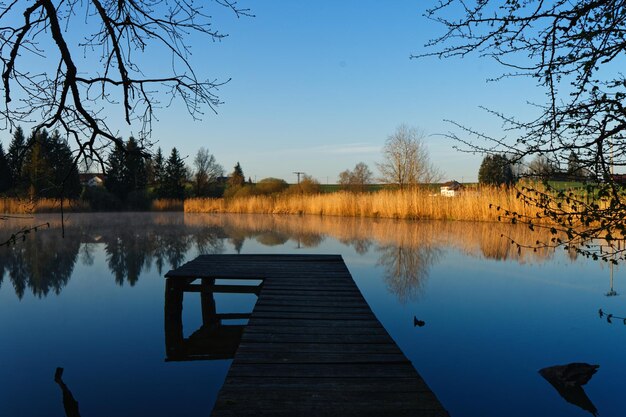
[47,130,81,198]
[105,142,129,200]
[478,154,514,186]
[125,137,147,191]
[21,129,81,198]
[104,137,148,203]
[151,147,165,197]
[7,126,26,191]
[161,148,187,199]
[228,162,245,187]
[0,144,11,193]
[23,129,51,198]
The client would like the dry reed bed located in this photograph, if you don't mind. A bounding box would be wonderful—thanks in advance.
[185,187,538,222]
[0,198,87,214]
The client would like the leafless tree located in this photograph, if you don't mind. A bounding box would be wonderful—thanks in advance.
[421,1,626,262]
[338,161,372,192]
[0,1,251,169]
[377,124,441,189]
[193,147,223,197]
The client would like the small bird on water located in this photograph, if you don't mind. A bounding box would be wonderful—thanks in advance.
[413,316,425,327]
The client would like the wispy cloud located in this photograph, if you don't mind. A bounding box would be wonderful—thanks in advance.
[265,143,380,156]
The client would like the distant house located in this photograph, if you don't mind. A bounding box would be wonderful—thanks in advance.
[440,180,463,197]
[79,173,106,188]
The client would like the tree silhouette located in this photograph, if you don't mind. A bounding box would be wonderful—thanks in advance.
[478,154,514,186]
[0,143,10,193]
[0,1,251,167]
[161,148,188,199]
[422,1,626,261]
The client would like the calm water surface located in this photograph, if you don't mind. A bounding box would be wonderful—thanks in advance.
[1,213,624,417]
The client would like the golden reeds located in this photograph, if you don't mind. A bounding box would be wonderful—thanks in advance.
[184,187,540,222]
[0,197,87,214]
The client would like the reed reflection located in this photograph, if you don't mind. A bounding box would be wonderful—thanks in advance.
[0,212,565,300]
[184,213,559,264]
[184,214,559,302]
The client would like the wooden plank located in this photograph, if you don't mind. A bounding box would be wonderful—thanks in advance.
[250,311,376,321]
[221,376,432,392]
[240,332,393,344]
[236,342,403,355]
[255,299,369,308]
[247,317,381,328]
[209,409,446,417]
[213,390,445,410]
[242,325,388,336]
[254,303,373,317]
[226,363,420,379]
[233,351,410,364]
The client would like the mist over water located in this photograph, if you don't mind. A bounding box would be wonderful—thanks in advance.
[0,213,624,417]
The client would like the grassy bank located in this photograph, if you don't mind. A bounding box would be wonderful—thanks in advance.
[184,187,540,222]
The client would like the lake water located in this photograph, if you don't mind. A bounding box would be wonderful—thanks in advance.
[1,212,624,417]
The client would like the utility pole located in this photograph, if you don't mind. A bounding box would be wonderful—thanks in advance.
[293,171,305,184]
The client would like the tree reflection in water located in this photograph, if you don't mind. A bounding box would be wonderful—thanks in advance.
[0,212,564,300]
[377,244,442,303]
[0,226,79,299]
[0,213,226,297]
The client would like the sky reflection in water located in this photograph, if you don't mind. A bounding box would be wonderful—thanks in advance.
[0,213,624,417]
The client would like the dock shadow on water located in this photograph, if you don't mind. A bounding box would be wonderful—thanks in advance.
[164,277,262,362]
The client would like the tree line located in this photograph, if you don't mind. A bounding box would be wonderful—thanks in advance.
[478,151,596,187]
[0,127,327,210]
[1,123,448,211]
[0,127,81,198]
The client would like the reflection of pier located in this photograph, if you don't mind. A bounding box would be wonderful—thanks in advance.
[166,254,449,416]
[165,277,262,361]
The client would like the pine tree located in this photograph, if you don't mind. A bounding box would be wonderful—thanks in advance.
[228,162,245,187]
[162,148,187,199]
[47,130,81,198]
[21,129,81,198]
[0,143,11,193]
[125,137,147,191]
[478,154,513,186]
[104,137,149,202]
[151,147,165,197]
[23,129,51,198]
[7,126,26,192]
[105,142,129,200]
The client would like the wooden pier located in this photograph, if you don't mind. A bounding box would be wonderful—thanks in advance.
[165,254,449,416]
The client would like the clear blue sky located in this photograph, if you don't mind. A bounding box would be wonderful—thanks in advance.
[6,1,544,183]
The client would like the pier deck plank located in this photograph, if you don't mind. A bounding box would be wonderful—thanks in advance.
[165,254,448,416]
